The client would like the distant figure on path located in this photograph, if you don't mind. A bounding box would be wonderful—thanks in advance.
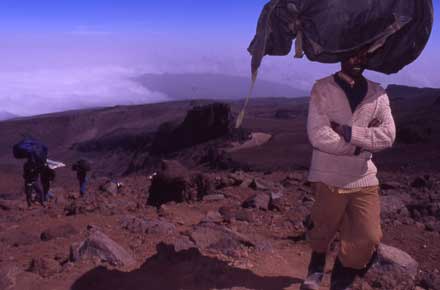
[301,48,396,290]
[23,160,44,207]
[72,159,91,197]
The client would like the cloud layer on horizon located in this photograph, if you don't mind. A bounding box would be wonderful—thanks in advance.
[0,32,439,116]
[0,66,169,116]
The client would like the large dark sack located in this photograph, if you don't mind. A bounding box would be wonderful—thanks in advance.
[13,138,48,167]
[249,0,434,75]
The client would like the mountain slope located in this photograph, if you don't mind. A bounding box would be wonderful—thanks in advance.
[136,73,307,99]
[0,111,18,121]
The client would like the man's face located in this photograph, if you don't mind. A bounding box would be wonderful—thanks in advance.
[341,50,368,79]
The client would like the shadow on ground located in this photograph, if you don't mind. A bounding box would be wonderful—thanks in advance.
[71,242,301,290]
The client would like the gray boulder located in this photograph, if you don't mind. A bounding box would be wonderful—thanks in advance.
[145,219,177,235]
[354,244,418,290]
[70,230,136,267]
[120,216,150,234]
[201,211,224,223]
[242,193,270,210]
[227,171,254,187]
[269,190,284,211]
[100,180,119,196]
[189,222,255,255]
[249,178,271,191]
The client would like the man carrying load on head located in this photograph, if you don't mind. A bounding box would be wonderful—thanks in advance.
[301,48,396,290]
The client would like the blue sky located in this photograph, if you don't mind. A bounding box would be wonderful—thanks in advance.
[0,1,438,115]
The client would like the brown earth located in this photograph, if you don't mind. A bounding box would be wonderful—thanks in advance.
[0,84,440,290]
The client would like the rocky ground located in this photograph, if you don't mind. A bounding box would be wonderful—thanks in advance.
[1,86,440,290]
[0,164,439,290]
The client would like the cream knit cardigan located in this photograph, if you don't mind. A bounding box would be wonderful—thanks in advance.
[307,75,396,189]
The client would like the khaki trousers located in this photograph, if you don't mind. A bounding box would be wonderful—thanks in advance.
[308,182,382,269]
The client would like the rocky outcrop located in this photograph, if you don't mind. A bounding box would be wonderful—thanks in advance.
[151,103,232,155]
[147,160,211,207]
[70,230,136,267]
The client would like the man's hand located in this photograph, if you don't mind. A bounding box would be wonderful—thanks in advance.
[330,121,351,142]
[330,121,343,135]
[368,118,381,128]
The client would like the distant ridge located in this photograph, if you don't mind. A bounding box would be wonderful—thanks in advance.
[0,111,18,121]
[386,84,440,99]
[136,73,307,100]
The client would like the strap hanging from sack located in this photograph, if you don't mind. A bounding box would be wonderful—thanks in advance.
[235,71,257,129]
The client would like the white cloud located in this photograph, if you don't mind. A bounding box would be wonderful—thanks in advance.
[0,66,169,116]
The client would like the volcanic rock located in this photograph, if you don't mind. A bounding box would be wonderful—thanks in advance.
[28,257,61,278]
[120,216,150,234]
[200,146,239,170]
[120,216,176,235]
[145,219,177,235]
[191,173,213,199]
[269,190,284,211]
[419,271,440,290]
[218,206,255,223]
[355,244,418,290]
[189,222,255,251]
[147,160,193,207]
[227,171,254,187]
[242,193,270,210]
[151,103,232,154]
[201,211,224,224]
[70,230,136,267]
[99,180,119,196]
[249,178,271,191]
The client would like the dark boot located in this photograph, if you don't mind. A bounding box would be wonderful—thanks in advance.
[330,258,362,290]
[300,251,326,290]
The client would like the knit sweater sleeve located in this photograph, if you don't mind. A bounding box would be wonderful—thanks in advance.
[350,94,396,152]
[307,83,357,156]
